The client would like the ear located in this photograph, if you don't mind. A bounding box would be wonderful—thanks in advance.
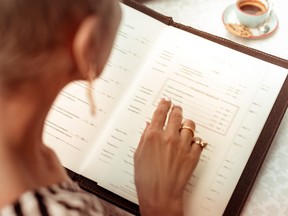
[72,15,100,79]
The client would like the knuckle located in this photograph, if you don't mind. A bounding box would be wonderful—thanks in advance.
[183,119,196,129]
[172,109,183,120]
[145,128,162,141]
[155,107,168,117]
[164,133,179,145]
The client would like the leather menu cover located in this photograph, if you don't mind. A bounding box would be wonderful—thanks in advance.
[67,1,288,215]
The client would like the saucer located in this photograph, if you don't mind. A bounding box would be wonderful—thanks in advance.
[222,4,278,39]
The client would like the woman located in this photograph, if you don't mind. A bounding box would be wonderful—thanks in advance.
[0,0,203,215]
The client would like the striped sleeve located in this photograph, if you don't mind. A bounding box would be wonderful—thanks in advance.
[0,182,105,216]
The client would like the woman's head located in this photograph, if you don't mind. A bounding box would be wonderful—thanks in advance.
[0,0,121,86]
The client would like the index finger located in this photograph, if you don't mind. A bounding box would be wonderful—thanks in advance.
[150,98,171,129]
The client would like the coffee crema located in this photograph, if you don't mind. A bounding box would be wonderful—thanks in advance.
[238,1,267,15]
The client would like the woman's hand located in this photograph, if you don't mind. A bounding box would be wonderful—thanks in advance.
[134,98,202,216]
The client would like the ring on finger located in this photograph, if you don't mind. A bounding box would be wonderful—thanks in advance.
[180,125,195,137]
[191,137,208,150]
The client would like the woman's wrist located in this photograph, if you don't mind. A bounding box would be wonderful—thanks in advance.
[139,197,184,216]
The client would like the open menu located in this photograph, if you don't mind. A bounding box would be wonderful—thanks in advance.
[44,1,288,215]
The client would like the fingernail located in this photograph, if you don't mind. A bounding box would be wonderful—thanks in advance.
[172,104,182,111]
[145,121,150,127]
[162,97,171,103]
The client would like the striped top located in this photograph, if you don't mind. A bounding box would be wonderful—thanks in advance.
[0,182,104,216]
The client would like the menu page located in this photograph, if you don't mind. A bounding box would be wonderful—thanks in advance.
[80,5,288,216]
[43,4,166,171]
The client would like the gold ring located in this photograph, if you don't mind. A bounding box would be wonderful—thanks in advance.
[191,137,208,150]
[180,125,195,137]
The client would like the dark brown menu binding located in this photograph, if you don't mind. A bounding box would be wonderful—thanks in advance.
[66,169,140,215]
[53,0,288,215]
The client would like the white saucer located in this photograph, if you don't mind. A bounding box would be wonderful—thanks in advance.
[222,4,278,39]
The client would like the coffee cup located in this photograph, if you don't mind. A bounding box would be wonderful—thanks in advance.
[235,0,270,28]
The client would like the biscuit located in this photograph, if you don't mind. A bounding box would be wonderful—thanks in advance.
[225,23,253,38]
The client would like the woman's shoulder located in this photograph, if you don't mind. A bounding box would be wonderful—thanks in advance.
[0,181,104,216]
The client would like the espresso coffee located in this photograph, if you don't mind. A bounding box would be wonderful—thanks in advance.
[235,0,270,28]
[238,1,267,15]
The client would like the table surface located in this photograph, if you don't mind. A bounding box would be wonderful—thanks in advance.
[103,0,288,215]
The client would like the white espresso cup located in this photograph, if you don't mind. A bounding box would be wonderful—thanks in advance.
[235,0,270,28]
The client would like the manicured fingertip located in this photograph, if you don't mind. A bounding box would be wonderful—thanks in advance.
[159,97,172,107]
[162,97,171,103]
[144,121,150,131]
